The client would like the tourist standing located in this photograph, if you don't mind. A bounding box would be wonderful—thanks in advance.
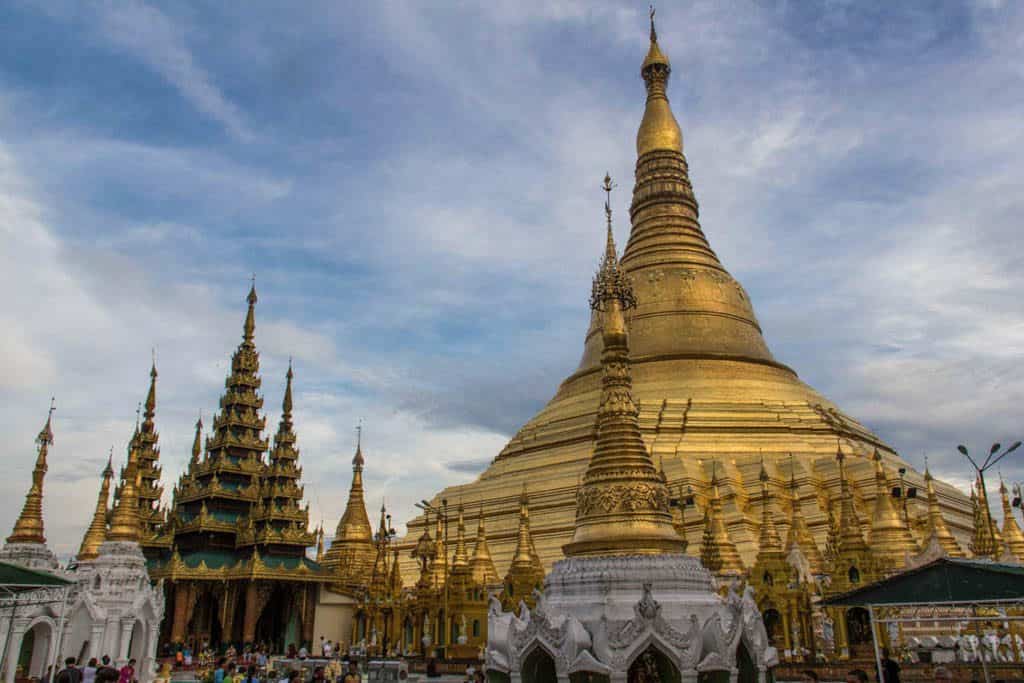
[878,648,901,683]
[55,658,82,683]
[214,657,230,683]
[81,658,98,683]
[322,640,332,659]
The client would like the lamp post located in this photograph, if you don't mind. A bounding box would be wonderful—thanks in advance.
[415,498,450,658]
[957,441,1022,558]
[891,467,917,530]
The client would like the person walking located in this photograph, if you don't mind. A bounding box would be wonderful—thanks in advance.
[341,661,360,683]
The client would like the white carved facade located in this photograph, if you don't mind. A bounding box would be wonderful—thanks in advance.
[486,555,777,683]
[0,541,164,683]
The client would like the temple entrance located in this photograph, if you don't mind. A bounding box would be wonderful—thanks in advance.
[255,586,295,652]
[17,621,53,679]
[762,608,782,645]
[628,646,680,683]
[188,594,222,649]
[736,641,756,683]
[128,620,147,664]
[521,645,557,683]
[845,607,871,657]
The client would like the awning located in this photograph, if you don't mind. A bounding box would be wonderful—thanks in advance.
[823,557,1024,607]
[0,561,72,594]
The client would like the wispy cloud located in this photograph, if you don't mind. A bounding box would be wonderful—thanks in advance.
[2,0,1024,557]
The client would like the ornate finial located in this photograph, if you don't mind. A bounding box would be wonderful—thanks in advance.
[351,421,365,469]
[649,5,657,42]
[243,278,258,342]
[590,174,636,312]
[39,397,56,446]
[282,360,294,416]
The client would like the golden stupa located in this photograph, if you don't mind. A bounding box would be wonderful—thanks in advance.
[404,16,973,578]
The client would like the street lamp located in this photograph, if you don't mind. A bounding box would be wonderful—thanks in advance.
[891,467,917,530]
[957,441,1022,557]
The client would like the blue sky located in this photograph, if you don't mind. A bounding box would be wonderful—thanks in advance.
[3,0,1024,558]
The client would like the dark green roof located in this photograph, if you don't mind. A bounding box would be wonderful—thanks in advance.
[824,558,1024,606]
[0,561,73,591]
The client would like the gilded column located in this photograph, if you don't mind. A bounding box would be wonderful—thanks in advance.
[243,582,259,645]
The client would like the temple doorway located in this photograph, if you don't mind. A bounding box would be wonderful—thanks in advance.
[521,645,557,683]
[762,608,782,645]
[628,646,680,683]
[736,640,756,683]
[255,586,295,652]
[17,621,53,679]
[845,607,871,657]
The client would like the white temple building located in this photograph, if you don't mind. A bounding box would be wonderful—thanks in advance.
[0,407,164,683]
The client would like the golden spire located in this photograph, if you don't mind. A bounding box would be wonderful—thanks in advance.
[469,502,500,586]
[190,414,203,466]
[77,452,114,561]
[998,474,1024,560]
[315,523,324,562]
[757,459,782,553]
[7,399,55,545]
[699,463,744,575]
[107,441,143,543]
[389,546,403,597]
[243,275,257,345]
[451,503,469,570]
[369,502,391,593]
[637,6,681,156]
[142,359,157,433]
[835,447,868,555]
[323,427,374,577]
[564,176,681,557]
[868,450,916,564]
[968,480,995,557]
[783,455,825,575]
[922,461,963,558]
[512,486,538,569]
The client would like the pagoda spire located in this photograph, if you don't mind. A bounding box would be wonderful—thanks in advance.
[315,523,324,563]
[107,442,143,543]
[757,460,782,554]
[7,400,55,545]
[389,546,403,597]
[569,12,782,377]
[469,502,500,587]
[503,486,545,608]
[564,175,680,557]
[699,463,744,575]
[783,456,825,575]
[835,447,868,555]
[868,450,916,565]
[451,503,469,570]
[998,474,1024,560]
[190,415,203,466]
[322,429,374,583]
[922,461,963,558]
[243,276,257,345]
[969,474,999,558]
[78,452,114,562]
[143,358,157,433]
[369,503,391,594]
[133,359,165,546]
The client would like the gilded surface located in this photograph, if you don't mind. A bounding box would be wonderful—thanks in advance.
[402,19,974,583]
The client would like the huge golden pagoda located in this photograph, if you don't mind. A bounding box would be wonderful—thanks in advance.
[405,13,974,587]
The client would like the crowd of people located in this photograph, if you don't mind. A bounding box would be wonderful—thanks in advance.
[41,656,139,683]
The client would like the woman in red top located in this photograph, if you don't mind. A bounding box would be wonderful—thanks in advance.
[117,659,136,683]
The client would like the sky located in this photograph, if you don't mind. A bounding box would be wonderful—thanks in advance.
[2,0,1024,559]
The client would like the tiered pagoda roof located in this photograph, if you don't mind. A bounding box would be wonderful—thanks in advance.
[150,284,321,583]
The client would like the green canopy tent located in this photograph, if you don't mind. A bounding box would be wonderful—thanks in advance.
[823,558,1024,683]
[0,561,74,683]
